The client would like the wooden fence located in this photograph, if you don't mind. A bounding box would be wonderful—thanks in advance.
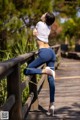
[0,45,61,120]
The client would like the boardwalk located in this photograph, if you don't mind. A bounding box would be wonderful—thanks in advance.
[25,58,80,120]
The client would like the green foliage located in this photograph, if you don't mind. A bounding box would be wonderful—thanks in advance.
[53,0,80,17]
[63,18,77,38]
[0,0,53,58]
[60,16,80,43]
[4,16,23,32]
[0,79,7,106]
[22,86,29,105]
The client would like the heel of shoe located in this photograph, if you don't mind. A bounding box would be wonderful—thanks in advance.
[50,105,54,116]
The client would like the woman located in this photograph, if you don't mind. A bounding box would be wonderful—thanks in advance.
[24,12,56,116]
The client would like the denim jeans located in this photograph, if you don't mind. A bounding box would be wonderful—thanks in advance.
[24,48,56,102]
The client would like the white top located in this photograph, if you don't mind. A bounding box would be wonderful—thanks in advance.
[36,21,50,43]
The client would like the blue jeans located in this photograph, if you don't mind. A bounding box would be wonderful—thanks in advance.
[24,48,56,102]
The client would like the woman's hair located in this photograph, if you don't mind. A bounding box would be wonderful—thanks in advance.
[45,12,55,26]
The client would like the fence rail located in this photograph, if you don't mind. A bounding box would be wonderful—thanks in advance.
[0,45,61,120]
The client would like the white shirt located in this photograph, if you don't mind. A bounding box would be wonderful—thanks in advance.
[36,21,50,43]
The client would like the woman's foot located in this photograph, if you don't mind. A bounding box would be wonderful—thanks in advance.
[42,67,55,78]
[23,68,27,75]
[49,105,54,116]
[46,105,55,116]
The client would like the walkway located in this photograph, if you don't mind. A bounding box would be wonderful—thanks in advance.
[25,58,80,120]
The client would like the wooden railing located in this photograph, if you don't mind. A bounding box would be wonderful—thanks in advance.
[61,44,80,59]
[0,45,61,120]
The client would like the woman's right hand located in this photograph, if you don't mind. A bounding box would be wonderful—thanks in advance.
[33,28,38,36]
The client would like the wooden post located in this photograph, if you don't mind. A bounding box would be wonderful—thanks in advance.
[7,64,23,120]
[28,55,38,111]
[58,45,61,62]
[42,75,49,89]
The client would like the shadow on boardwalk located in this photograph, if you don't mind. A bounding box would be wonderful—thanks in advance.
[25,58,80,120]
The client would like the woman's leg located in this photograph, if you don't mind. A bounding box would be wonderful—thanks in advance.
[24,56,45,75]
[46,61,55,104]
[45,61,55,115]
